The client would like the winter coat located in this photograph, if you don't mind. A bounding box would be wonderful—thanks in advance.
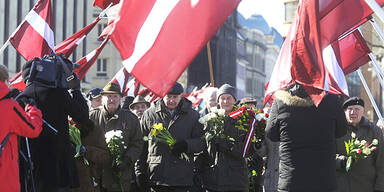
[17,83,89,191]
[90,106,143,191]
[266,90,347,192]
[0,82,42,192]
[200,115,249,191]
[135,98,205,187]
[70,121,109,192]
[257,138,280,192]
[335,117,384,192]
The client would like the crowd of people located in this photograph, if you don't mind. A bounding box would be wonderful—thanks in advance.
[1,60,384,192]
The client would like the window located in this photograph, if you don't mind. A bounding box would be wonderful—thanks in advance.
[97,24,108,40]
[284,1,298,23]
[96,58,107,77]
[347,71,361,97]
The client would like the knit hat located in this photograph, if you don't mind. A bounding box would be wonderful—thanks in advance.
[168,82,184,95]
[101,82,123,96]
[217,84,236,102]
[343,97,364,109]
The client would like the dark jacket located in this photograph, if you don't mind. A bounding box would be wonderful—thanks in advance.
[200,112,249,191]
[135,98,204,186]
[18,83,89,191]
[0,82,42,192]
[90,106,143,191]
[335,117,384,192]
[266,90,347,192]
[70,121,109,192]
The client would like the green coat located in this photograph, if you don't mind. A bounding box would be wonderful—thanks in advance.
[135,98,205,186]
[335,117,384,192]
[90,106,143,191]
[200,117,249,191]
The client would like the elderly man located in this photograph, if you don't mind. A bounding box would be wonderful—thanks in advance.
[90,82,143,192]
[135,82,204,192]
[199,87,218,116]
[129,95,150,120]
[335,97,384,192]
[87,88,103,109]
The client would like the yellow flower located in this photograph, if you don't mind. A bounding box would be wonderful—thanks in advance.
[153,123,163,131]
[151,129,158,136]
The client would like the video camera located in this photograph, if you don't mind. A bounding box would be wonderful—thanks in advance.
[26,53,80,89]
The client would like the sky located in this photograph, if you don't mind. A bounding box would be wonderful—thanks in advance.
[237,0,285,34]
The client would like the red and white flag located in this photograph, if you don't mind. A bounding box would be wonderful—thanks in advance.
[93,0,120,10]
[110,67,132,96]
[55,17,101,58]
[9,0,54,61]
[106,0,240,98]
[74,37,109,80]
[9,72,25,91]
[264,0,379,106]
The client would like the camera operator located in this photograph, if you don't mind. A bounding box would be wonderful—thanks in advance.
[0,64,43,192]
[17,56,89,192]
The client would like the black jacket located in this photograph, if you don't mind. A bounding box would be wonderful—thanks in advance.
[266,90,347,192]
[18,83,89,191]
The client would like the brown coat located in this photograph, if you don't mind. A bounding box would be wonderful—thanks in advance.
[90,106,143,191]
[70,122,109,192]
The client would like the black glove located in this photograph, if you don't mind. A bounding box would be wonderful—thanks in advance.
[79,145,86,157]
[118,156,132,171]
[78,119,95,139]
[215,138,234,153]
[171,140,188,156]
[68,73,81,91]
[136,174,150,191]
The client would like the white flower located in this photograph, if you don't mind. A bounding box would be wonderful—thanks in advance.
[198,117,206,124]
[351,132,356,138]
[354,140,360,145]
[373,139,379,145]
[256,114,263,121]
[210,107,218,113]
[105,130,123,143]
[217,109,226,116]
[123,146,127,149]
[360,140,367,146]
[362,147,371,155]
[209,112,218,119]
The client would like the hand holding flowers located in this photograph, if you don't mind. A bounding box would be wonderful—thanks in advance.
[69,124,89,166]
[199,107,234,142]
[344,132,378,172]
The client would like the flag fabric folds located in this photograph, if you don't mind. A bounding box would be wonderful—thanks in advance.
[74,38,109,80]
[9,72,25,91]
[9,0,54,61]
[106,0,241,98]
[55,17,101,58]
[264,0,378,106]
[93,0,120,10]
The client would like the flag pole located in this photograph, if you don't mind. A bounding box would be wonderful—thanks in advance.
[207,41,214,87]
[369,53,384,80]
[365,0,384,24]
[0,40,10,56]
[357,68,384,122]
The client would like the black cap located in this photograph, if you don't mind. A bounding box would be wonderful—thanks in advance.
[87,88,103,100]
[168,82,184,95]
[343,97,365,109]
[217,84,236,102]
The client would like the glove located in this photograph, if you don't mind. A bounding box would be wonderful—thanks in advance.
[215,138,234,153]
[136,174,150,191]
[118,156,132,171]
[78,119,95,139]
[171,140,188,157]
[79,145,86,157]
[68,73,81,91]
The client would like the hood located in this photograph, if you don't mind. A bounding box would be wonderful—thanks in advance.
[0,81,10,99]
[274,90,314,107]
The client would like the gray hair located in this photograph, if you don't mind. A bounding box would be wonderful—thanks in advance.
[0,65,9,82]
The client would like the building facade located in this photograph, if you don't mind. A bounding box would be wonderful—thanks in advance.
[0,0,122,90]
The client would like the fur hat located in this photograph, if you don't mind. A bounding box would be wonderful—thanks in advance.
[217,84,236,102]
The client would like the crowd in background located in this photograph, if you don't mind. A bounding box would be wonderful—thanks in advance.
[1,61,384,192]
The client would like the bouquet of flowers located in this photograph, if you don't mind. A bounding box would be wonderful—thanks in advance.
[198,107,234,142]
[344,132,378,172]
[143,123,189,160]
[69,124,89,166]
[105,130,127,191]
[252,108,269,145]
